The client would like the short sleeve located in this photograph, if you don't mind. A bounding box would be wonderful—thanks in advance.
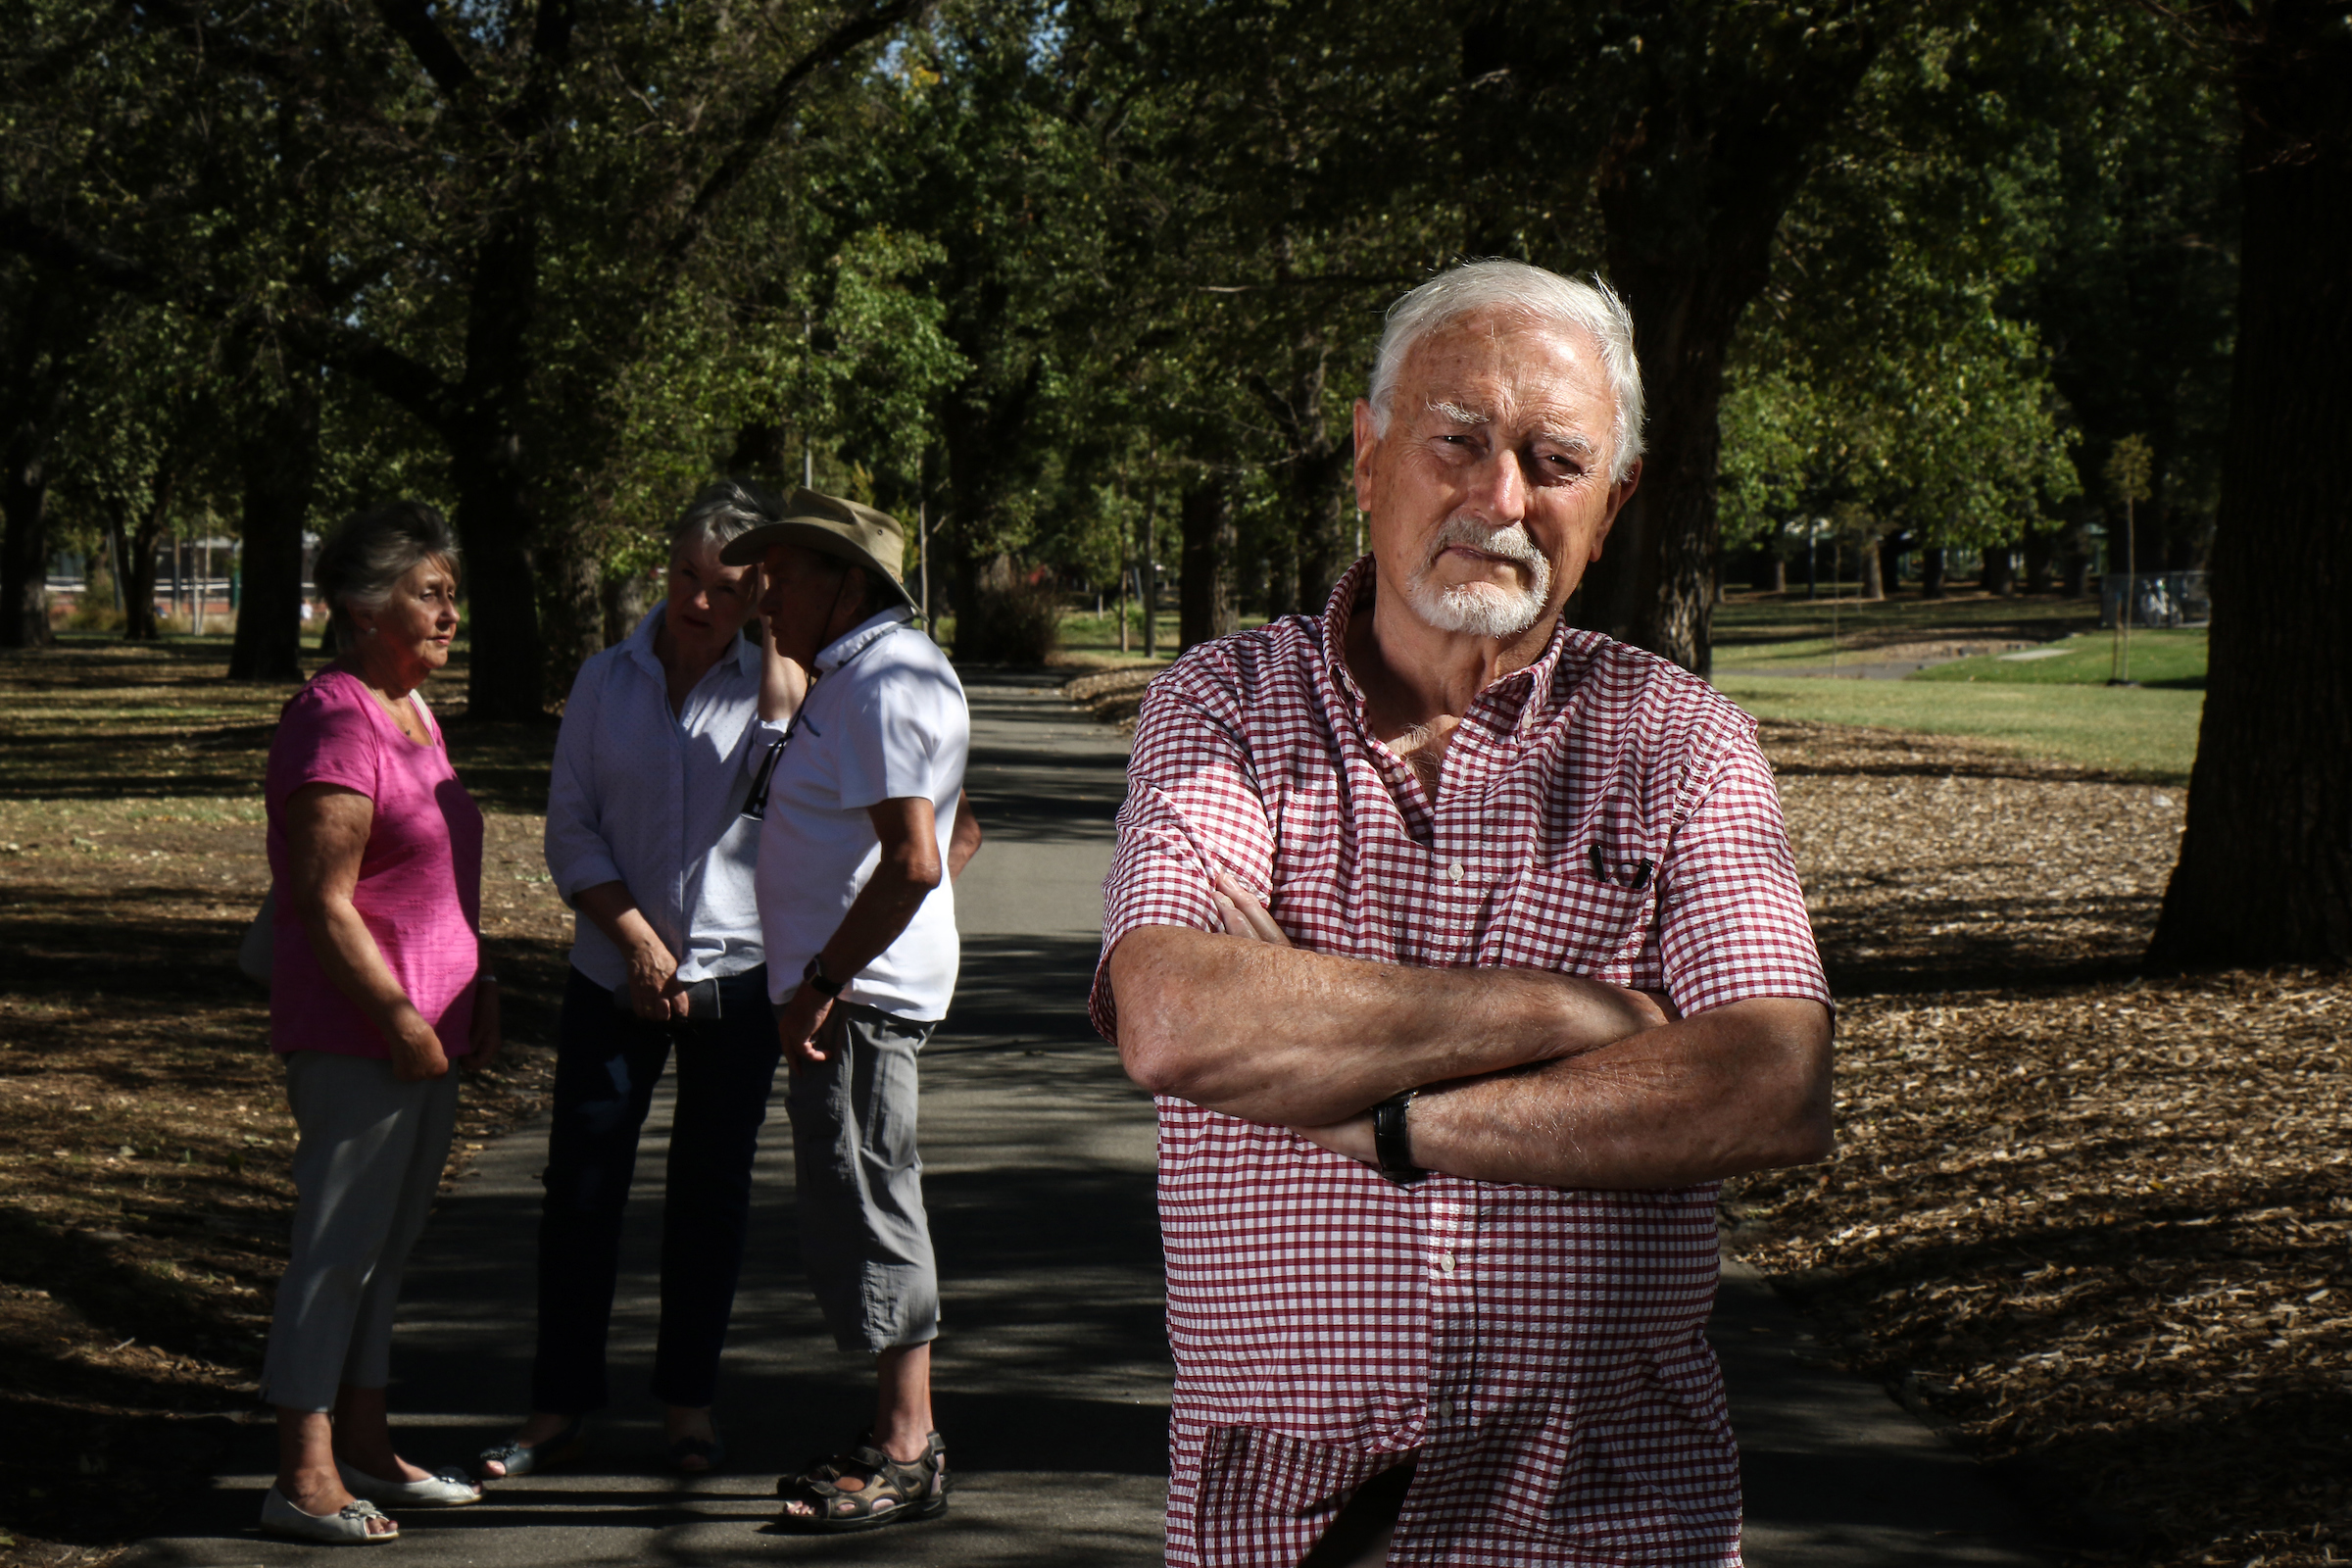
[1089,662,1278,1042]
[267,676,381,812]
[833,662,961,811]
[1654,734,1832,1018]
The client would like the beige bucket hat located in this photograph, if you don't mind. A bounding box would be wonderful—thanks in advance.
[718,486,918,612]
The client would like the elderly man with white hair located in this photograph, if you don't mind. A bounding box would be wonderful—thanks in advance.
[1094,260,1835,1567]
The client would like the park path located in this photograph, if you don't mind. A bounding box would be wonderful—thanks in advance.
[123,672,2050,1567]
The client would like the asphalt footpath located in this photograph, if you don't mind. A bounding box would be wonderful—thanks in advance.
[124,671,2053,1567]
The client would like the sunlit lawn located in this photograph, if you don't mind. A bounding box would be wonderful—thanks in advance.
[1916,628,2205,690]
[1714,675,2204,780]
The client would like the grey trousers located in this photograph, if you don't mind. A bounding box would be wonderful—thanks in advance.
[259,1051,461,1412]
[782,999,939,1354]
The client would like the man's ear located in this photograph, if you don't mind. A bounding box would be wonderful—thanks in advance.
[1350,399,1381,514]
[1592,459,1642,560]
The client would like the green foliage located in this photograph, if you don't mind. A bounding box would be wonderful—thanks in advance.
[1718,11,2103,555]
[2104,433,2154,508]
[2,0,2241,669]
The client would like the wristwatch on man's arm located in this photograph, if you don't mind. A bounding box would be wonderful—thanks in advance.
[802,953,845,999]
[1372,1091,1424,1186]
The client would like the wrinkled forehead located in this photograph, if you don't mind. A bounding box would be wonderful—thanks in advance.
[1396,311,1613,430]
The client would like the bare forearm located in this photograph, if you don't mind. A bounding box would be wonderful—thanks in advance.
[572,880,664,958]
[947,791,982,881]
[816,859,936,983]
[1109,925,1667,1126]
[299,897,420,1042]
[1398,999,1835,1188]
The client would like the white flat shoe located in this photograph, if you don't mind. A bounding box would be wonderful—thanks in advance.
[260,1486,399,1544]
[337,1460,483,1507]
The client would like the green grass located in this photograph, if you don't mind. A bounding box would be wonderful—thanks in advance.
[1711,589,2102,672]
[1913,629,2205,689]
[1712,674,2205,780]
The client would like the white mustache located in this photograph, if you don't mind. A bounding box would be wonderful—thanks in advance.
[1428,516,1544,571]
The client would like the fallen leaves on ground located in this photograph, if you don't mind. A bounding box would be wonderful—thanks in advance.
[1735,721,2350,1566]
[0,642,570,1565]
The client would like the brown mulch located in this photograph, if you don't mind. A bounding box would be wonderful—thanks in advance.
[1734,721,2349,1566]
[1062,665,1162,734]
[0,642,571,1566]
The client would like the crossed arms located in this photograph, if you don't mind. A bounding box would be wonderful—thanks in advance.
[1108,876,1832,1190]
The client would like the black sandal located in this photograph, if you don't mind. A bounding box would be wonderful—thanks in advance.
[773,1431,947,1533]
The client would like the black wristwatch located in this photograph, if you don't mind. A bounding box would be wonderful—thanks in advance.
[1372,1091,1425,1187]
[802,953,845,999]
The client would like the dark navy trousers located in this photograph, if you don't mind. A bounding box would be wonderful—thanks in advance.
[531,964,781,1413]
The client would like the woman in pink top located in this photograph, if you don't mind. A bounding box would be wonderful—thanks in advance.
[257,502,499,1544]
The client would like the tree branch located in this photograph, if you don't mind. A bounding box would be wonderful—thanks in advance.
[650,0,934,289]
[0,205,457,432]
[368,0,477,98]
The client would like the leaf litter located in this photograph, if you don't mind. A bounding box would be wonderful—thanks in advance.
[1734,720,2349,1566]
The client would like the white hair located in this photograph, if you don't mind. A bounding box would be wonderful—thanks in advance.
[1367,261,1645,483]
[672,477,782,555]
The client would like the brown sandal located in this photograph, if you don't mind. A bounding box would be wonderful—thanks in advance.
[773,1431,947,1533]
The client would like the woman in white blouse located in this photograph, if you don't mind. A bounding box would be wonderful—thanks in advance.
[478,480,800,1478]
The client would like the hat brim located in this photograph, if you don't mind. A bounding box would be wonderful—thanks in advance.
[719,520,919,612]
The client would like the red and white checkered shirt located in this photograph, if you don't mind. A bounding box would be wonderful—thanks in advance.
[1092,560,1830,1568]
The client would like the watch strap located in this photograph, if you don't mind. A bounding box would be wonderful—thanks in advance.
[802,954,844,999]
[1372,1091,1424,1186]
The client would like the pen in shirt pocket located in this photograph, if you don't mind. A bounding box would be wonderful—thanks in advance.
[1588,841,1656,892]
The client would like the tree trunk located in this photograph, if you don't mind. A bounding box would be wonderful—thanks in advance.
[1139,487,1160,660]
[2022,526,2055,594]
[113,470,178,642]
[537,520,606,693]
[447,436,547,718]
[0,278,83,650]
[1877,535,1903,597]
[1178,476,1235,651]
[227,366,319,682]
[1771,555,1788,594]
[1565,7,1882,674]
[1,454,53,648]
[1858,538,1885,601]
[1981,545,2015,597]
[2150,4,2352,964]
[602,566,654,647]
[1920,546,1946,600]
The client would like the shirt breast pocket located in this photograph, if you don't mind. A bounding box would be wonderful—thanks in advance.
[1500,837,1661,977]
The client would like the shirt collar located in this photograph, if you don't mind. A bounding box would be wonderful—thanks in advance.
[1318,556,1573,727]
[813,607,915,675]
[623,602,668,681]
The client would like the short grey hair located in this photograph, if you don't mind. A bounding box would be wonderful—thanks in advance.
[315,501,461,657]
[672,477,782,555]
[1367,261,1646,483]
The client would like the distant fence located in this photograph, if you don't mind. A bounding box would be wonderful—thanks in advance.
[2100,571,2209,630]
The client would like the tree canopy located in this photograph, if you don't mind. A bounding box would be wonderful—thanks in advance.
[0,0,2263,687]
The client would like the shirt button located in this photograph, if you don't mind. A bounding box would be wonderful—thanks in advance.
[1438,1250,1457,1274]
[1445,860,1465,882]
[1432,1397,1455,1421]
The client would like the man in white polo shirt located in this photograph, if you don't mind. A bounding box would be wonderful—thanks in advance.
[719,490,981,1533]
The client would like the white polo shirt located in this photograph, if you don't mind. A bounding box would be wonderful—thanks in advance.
[756,608,968,1021]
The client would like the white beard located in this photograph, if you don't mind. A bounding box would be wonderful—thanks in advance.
[1403,519,1551,638]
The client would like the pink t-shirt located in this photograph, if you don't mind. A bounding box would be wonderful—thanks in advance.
[266,668,485,1058]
